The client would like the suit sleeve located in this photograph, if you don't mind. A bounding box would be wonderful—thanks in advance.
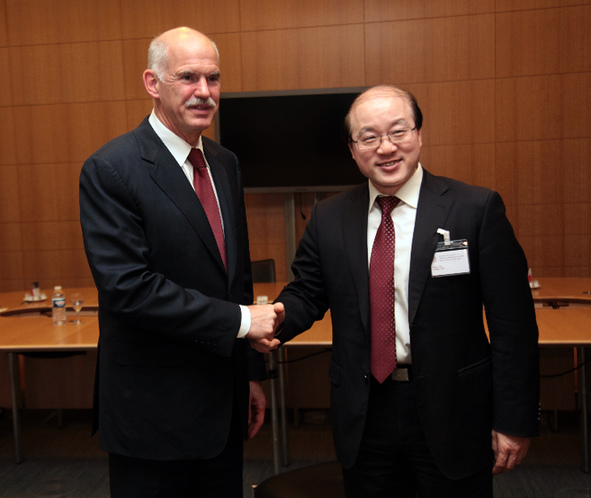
[79,153,242,358]
[479,191,540,437]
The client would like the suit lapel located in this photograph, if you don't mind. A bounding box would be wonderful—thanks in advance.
[342,185,372,332]
[135,120,227,274]
[408,170,453,324]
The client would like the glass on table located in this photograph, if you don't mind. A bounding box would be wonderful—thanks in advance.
[70,292,84,324]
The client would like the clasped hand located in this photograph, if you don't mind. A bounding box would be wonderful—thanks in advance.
[246,302,284,353]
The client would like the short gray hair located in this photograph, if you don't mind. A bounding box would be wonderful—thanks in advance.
[147,36,169,81]
[147,29,220,82]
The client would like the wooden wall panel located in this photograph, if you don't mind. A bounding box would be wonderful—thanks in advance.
[0,108,17,165]
[240,25,365,91]
[495,0,591,12]
[0,0,589,292]
[410,80,495,146]
[240,0,363,31]
[122,39,154,101]
[21,221,81,252]
[0,48,12,105]
[496,141,565,207]
[13,102,129,165]
[365,0,494,21]
[245,193,288,282]
[119,0,241,39]
[496,6,591,78]
[565,203,591,239]
[5,0,122,46]
[365,15,495,85]
[0,223,22,252]
[125,100,155,131]
[210,33,244,93]
[495,73,591,143]
[18,166,76,212]
[10,42,126,106]
[565,234,591,275]
[0,251,24,284]
[22,249,92,285]
[420,144,496,190]
[558,139,591,204]
[0,165,21,223]
[0,0,8,46]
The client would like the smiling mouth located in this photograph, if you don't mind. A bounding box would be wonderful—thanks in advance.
[379,158,402,168]
[188,104,213,111]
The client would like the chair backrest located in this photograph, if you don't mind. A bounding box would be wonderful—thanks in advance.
[251,259,276,283]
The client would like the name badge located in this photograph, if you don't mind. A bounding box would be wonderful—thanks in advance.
[431,229,470,278]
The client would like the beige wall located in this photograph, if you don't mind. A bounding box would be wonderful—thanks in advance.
[1,0,590,292]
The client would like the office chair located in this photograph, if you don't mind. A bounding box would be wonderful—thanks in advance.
[251,259,276,283]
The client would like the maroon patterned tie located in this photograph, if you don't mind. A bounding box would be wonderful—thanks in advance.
[370,196,400,383]
[188,148,227,271]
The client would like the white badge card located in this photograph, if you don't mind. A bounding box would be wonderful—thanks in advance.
[431,239,470,278]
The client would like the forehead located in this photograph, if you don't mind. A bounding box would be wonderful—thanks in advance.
[166,36,219,73]
[350,93,412,130]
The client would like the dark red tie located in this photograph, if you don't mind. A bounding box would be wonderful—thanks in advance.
[188,148,227,271]
[370,196,400,383]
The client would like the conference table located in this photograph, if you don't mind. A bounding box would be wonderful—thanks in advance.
[2,279,591,470]
[0,287,99,463]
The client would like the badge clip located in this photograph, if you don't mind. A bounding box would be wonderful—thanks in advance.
[437,228,451,246]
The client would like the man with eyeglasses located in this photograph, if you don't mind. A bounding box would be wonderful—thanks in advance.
[272,85,539,497]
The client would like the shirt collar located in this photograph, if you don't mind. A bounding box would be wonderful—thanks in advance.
[368,164,423,212]
[148,110,204,167]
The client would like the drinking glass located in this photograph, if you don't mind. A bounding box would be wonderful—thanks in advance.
[70,292,84,324]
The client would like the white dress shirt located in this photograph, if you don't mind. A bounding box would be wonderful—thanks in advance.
[367,165,423,364]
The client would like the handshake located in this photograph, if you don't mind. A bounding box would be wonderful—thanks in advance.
[245,302,285,353]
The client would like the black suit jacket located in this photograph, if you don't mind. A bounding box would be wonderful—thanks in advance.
[277,169,539,479]
[79,117,264,460]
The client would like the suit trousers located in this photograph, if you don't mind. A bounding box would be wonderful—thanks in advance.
[342,375,493,498]
[108,404,244,498]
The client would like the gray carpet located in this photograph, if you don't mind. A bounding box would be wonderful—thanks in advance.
[1,409,591,497]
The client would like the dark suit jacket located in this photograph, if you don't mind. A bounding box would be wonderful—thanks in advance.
[276,169,539,479]
[79,117,264,460]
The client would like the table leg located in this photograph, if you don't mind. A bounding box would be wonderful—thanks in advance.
[578,346,589,473]
[268,350,280,474]
[8,352,23,464]
[279,346,291,466]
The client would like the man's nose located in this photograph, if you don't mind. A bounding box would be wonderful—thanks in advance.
[193,77,210,96]
[376,135,399,153]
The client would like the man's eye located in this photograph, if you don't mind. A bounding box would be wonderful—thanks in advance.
[360,135,377,144]
[390,129,406,137]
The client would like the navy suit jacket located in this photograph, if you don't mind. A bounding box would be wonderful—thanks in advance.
[276,169,539,479]
[80,117,263,460]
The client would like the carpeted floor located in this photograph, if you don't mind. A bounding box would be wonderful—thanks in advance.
[1,408,591,497]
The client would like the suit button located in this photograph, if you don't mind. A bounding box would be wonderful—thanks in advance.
[363,374,369,382]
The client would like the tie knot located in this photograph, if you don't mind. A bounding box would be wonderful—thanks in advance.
[188,148,207,170]
[377,196,399,215]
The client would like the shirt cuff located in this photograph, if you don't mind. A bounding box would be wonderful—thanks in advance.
[238,305,251,338]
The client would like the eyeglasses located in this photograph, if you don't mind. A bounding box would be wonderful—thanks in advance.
[352,127,417,151]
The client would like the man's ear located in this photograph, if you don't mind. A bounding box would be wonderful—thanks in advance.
[143,70,160,99]
[348,142,356,160]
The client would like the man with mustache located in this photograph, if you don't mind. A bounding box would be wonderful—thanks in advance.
[79,27,282,497]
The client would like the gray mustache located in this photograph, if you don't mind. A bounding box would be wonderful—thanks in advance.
[185,97,217,108]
